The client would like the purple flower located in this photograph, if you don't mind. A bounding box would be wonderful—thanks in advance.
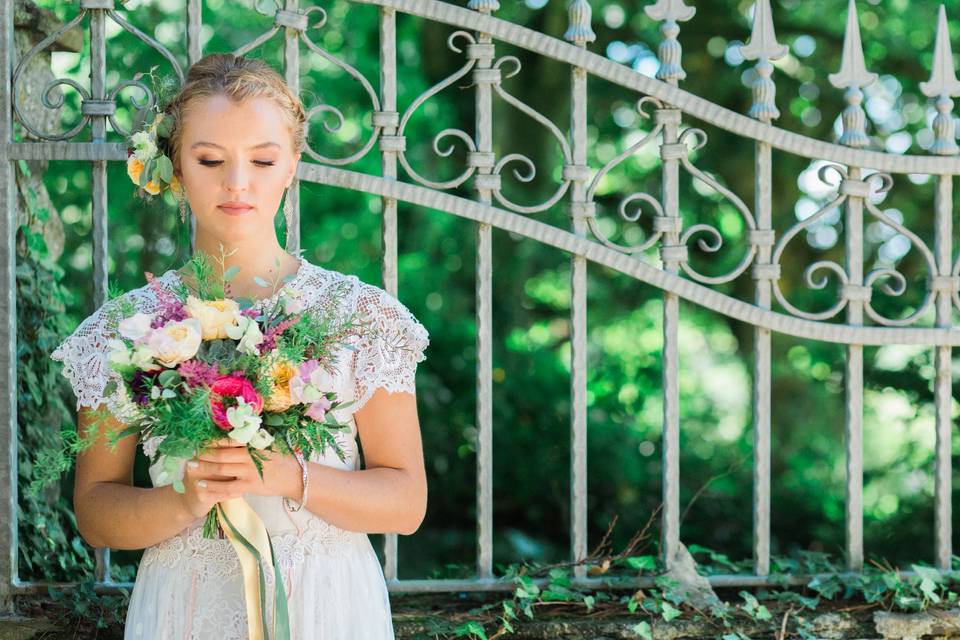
[130,369,155,405]
[178,359,220,388]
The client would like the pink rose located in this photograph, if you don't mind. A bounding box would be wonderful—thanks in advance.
[209,375,264,431]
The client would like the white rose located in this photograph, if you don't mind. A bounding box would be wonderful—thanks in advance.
[118,313,154,342]
[145,317,202,368]
[224,314,265,356]
[248,428,275,451]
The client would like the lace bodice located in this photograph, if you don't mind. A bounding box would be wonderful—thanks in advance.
[50,257,430,461]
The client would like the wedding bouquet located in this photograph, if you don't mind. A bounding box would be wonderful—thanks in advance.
[100,250,366,540]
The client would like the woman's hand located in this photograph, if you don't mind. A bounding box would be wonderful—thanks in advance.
[180,437,301,516]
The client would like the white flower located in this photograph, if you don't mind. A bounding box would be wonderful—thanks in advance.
[145,317,202,368]
[248,428,275,450]
[118,312,154,342]
[225,314,265,356]
[106,338,161,372]
[226,398,262,445]
[153,454,187,487]
[282,289,305,315]
[131,130,158,162]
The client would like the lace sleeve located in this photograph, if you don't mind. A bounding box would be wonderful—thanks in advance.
[50,297,139,423]
[349,283,429,414]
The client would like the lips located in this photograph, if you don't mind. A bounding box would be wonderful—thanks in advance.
[218,203,253,215]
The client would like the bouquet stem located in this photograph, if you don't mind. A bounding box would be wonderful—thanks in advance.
[202,507,225,539]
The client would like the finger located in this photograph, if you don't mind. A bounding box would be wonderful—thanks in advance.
[193,477,244,501]
[187,459,242,480]
[196,447,251,463]
[212,437,245,448]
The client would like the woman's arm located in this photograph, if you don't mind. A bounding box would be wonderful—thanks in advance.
[290,387,428,535]
[73,406,199,550]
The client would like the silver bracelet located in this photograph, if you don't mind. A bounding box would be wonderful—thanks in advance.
[283,448,309,513]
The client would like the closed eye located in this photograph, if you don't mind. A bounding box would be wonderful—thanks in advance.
[198,160,275,167]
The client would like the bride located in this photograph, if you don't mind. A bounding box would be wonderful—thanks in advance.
[51,52,429,639]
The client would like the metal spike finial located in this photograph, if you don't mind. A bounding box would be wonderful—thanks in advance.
[920,5,960,155]
[467,0,500,12]
[644,0,696,84]
[828,0,878,91]
[740,0,788,122]
[920,5,960,99]
[828,0,877,148]
[740,0,788,63]
[644,0,695,23]
[564,0,596,45]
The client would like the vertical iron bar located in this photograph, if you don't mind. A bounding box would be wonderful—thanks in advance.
[567,52,590,583]
[0,0,16,610]
[186,0,202,253]
[933,173,953,570]
[751,140,772,577]
[844,166,864,572]
[283,0,301,254]
[378,5,401,581]
[657,107,681,570]
[89,4,111,584]
[470,3,496,579]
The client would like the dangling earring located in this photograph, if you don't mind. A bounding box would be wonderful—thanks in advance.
[178,193,188,225]
[283,188,294,231]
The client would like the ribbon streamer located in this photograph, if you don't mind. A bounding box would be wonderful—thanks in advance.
[217,497,291,640]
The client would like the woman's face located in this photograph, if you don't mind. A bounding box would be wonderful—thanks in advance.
[176,94,300,242]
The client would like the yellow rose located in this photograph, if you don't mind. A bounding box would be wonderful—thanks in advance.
[126,157,161,195]
[169,174,183,198]
[264,360,297,412]
[184,295,241,340]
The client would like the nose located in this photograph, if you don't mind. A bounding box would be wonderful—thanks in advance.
[223,161,249,193]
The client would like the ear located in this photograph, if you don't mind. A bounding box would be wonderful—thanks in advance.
[286,153,301,188]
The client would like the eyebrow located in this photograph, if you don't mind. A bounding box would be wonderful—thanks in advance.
[191,142,282,150]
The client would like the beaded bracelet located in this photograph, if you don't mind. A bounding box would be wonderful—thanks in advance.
[283,447,309,513]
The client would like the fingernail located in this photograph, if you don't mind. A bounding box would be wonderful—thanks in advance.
[187,460,199,469]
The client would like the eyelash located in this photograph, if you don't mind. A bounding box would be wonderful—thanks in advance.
[198,160,275,167]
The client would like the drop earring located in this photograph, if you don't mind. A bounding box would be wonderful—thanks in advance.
[178,193,188,225]
[283,188,294,231]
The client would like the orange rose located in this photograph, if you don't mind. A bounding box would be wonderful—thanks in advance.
[126,157,161,195]
[264,360,297,412]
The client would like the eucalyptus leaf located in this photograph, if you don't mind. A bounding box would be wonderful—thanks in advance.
[156,154,173,182]
[253,276,270,288]
[224,266,241,282]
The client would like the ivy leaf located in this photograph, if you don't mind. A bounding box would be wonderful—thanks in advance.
[631,621,652,640]
[911,564,942,603]
[661,602,681,621]
[627,555,658,572]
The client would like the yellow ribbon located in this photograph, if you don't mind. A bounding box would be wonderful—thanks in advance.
[217,497,290,640]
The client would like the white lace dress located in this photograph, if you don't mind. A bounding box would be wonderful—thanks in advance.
[50,257,430,639]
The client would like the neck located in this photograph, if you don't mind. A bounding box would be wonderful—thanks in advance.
[187,229,300,296]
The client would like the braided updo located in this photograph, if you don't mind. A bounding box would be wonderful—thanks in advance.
[163,53,307,175]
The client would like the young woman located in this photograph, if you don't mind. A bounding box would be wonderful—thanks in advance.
[51,52,429,638]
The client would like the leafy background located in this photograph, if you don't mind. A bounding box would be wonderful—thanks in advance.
[19,0,960,584]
